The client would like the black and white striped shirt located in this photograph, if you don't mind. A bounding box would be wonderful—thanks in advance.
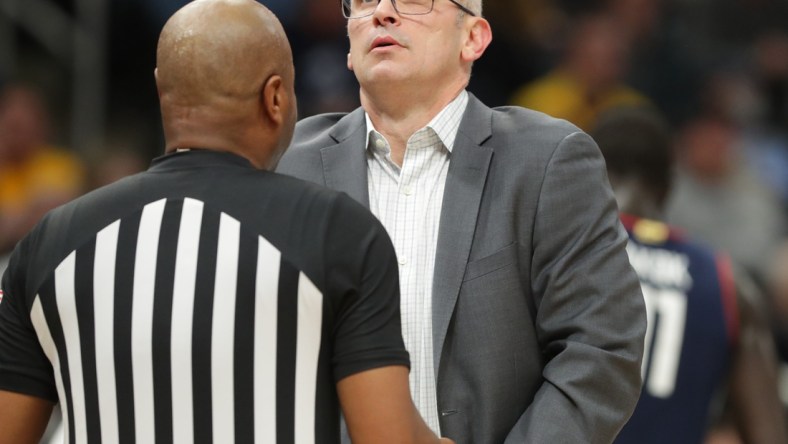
[0,150,409,444]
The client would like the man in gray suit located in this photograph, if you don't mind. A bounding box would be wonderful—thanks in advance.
[277,0,646,442]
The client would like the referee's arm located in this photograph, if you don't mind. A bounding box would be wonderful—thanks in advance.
[338,366,453,444]
[0,390,54,444]
[327,197,452,444]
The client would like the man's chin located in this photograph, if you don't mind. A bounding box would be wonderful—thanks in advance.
[361,66,409,86]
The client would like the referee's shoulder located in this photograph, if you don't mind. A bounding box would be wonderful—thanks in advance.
[12,173,145,274]
[41,173,141,228]
[270,170,382,229]
[267,170,360,211]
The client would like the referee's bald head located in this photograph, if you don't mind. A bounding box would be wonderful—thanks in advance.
[155,0,297,170]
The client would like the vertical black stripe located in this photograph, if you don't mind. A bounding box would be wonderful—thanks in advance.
[38,277,77,444]
[192,207,221,444]
[233,228,258,441]
[276,260,299,444]
[152,200,181,443]
[114,211,142,443]
[315,317,338,441]
[75,238,102,443]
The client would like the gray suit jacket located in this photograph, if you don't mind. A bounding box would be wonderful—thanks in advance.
[277,94,646,443]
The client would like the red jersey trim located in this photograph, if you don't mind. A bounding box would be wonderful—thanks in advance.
[716,254,740,347]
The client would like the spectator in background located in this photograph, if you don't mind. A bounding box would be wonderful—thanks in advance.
[606,0,703,125]
[0,84,85,254]
[755,30,788,134]
[509,12,648,130]
[592,105,787,444]
[670,0,788,66]
[745,31,788,213]
[665,106,786,286]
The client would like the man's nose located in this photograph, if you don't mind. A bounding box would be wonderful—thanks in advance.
[372,0,400,25]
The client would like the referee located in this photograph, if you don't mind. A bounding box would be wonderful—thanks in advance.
[0,1,451,443]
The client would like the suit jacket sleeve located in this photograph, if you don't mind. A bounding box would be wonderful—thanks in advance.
[507,131,646,443]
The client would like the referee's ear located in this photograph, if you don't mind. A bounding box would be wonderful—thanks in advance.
[154,68,161,99]
[261,74,286,128]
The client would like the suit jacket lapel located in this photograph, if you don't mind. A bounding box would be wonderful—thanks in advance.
[321,108,370,208]
[433,95,494,374]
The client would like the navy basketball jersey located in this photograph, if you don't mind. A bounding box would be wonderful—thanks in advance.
[615,214,738,444]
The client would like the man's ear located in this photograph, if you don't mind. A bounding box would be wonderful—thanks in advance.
[154,68,162,98]
[461,17,493,63]
[261,74,285,126]
[347,52,354,72]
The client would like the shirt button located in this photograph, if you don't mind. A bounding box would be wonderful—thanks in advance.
[402,186,413,196]
[398,256,409,266]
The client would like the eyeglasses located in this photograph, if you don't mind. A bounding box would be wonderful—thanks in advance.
[341,0,477,19]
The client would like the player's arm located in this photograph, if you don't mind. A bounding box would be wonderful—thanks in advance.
[337,365,453,444]
[0,390,54,444]
[727,271,787,443]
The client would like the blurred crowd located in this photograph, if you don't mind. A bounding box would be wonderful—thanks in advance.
[2,0,788,442]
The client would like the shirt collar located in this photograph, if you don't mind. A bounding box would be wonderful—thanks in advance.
[149,149,256,172]
[364,90,469,153]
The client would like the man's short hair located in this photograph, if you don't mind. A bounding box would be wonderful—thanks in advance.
[591,105,674,196]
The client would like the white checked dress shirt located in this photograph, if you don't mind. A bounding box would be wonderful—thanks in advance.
[365,90,469,433]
